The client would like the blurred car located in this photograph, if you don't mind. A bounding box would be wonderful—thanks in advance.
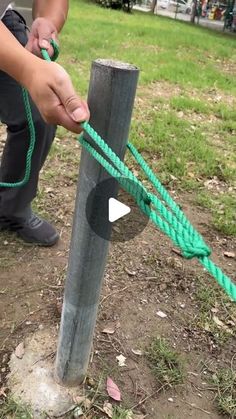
[158,0,170,8]
[169,0,193,13]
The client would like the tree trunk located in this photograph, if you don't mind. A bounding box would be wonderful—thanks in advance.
[191,0,197,22]
[151,0,157,13]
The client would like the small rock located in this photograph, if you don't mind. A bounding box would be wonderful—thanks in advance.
[116,354,126,367]
[131,349,143,356]
[156,310,167,318]
[224,251,235,258]
[168,397,174,402]
[14,342,25,359]
[102,327,115,335]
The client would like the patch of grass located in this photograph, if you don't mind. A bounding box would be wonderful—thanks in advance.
[147,337,184,387]
[211,368,236,417]
[0,398,33,419]
[196,191,236,236]
[60,0,236,93]
[170,96,210,114]
[131,109,223,189]
[194,278,236,344]
[112,406,134,418]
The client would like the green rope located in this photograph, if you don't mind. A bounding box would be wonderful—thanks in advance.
[0,40,58,188]
[80,122,236,302]
[1,44,235,302]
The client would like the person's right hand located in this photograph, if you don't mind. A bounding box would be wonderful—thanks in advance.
[24,60,90,133]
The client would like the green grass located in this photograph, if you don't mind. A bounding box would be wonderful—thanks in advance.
[194,277,236,344]
[0,398,33,419]
[147,337,184,387]
[60,1,236,93]
[210,369,236,417]
[57,0,236,236]
[197,191,236,235]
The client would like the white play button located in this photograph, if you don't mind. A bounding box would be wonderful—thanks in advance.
[108,198,131,223]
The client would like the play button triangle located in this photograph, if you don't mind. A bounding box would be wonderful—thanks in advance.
[108,198,131,222]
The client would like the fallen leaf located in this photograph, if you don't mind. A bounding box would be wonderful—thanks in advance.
[106,377,121,401]
[102,327,115,335]
[15,342,25,359]
[131,349,143,356]
[156,310,167,318]
[103,401,113,418]
[224,251,235,258]
[116,354,126,367]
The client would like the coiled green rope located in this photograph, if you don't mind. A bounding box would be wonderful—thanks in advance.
[0,40,59,188]
[1,43,235,301]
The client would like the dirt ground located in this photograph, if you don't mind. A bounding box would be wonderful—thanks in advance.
[0,103,235,418]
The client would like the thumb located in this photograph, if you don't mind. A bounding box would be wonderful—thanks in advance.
[40,38,50,50]
[67,98,90,123]
[37,24,55,50]
[52,63,90,122]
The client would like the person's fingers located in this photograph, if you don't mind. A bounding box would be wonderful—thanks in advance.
[53,70,90,123]
[49,104,85,134]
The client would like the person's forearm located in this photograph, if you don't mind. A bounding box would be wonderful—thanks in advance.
[0,22,39,85]
[32,0,69,32]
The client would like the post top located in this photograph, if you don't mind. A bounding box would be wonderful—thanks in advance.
[94,59,138,71]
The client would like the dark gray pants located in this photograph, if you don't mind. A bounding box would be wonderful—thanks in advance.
[0,10,56,216]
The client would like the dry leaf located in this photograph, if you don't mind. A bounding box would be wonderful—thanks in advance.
[116,354,126,367]
[106,377,121,401]
[15,342,25,359]
[131,349,143,356]
[103,401,113,418]
[102,327,115,335]
[156,310,167,318]
[224,251,235,258]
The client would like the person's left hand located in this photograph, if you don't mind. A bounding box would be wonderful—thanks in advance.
[26,17,58,58]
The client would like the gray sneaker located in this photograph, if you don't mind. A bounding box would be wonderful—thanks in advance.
[0,213,59,246]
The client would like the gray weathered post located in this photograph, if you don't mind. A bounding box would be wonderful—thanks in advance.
[55,59,139,386]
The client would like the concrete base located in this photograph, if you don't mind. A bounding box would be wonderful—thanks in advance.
[7,327,81,418]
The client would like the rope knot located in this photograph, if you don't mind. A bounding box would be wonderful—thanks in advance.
[182,240,211,259]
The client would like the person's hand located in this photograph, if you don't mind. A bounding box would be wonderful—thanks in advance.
[25,60,90,133]
[26,17,58,58]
